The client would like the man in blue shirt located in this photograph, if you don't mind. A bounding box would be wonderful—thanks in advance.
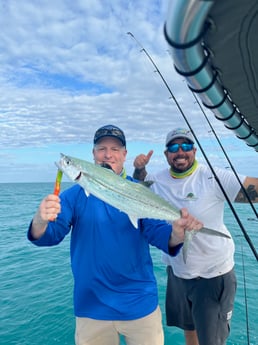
[28,124,203,345]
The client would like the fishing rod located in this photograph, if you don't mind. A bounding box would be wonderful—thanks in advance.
[127,32,258,261]
[191,91,258,219]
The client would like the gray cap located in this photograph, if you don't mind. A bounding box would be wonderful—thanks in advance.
[165,128,194,146]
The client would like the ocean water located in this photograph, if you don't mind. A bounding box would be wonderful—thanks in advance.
[0,183,257,345]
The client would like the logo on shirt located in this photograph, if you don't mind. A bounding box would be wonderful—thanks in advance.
[184,192,198,201]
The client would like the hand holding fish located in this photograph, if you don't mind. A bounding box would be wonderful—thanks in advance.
[169,208,203,247]
[31,194,61,240]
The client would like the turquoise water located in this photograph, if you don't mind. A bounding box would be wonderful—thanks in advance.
[0,183,257,345]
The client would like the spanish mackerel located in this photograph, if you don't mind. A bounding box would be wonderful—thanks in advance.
[56,153,231,262]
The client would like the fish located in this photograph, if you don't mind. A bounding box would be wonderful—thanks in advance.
[55,153,231,263]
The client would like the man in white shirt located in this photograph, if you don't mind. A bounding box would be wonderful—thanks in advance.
[133,128,258,345]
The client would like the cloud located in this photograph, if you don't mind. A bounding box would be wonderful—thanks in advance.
[0,0,256,182]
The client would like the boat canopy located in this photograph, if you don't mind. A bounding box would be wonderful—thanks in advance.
[165,0,258,151]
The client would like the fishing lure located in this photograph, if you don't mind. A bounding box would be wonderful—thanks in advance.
[49,169,63,222]
[53,169,63,196]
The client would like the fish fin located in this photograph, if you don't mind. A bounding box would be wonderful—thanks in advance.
[139,181,154,188]
[200,227,231,239]
[182,243,187,264]
[128,215,139,229]
[83,188,90,197]
[183,231,196,263]
[183,228,231,263]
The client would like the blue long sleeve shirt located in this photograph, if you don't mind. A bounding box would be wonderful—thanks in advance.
[28,181,181,320]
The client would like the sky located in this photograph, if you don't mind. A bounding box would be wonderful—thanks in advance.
[0,0,257,183]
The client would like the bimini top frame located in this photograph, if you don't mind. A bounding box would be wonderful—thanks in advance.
[164,0,258,151]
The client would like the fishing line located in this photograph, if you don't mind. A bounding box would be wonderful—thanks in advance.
[127,32,258,261]
[240,239,251,345]
[191,91,258,219]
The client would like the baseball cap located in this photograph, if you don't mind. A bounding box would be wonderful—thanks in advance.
[165,128,194,146]
[93,124,126,147]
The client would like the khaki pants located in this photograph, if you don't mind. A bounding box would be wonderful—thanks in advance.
[75,306,164,345]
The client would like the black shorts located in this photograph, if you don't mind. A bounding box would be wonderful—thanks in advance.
[165,266,237,345]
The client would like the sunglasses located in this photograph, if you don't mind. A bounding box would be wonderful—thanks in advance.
[94,125,126,146]
[95,127,123,137]
[167,143,194,153]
